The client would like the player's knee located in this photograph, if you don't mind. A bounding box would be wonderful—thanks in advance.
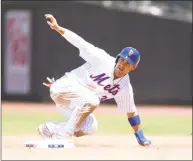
[74,123,97,137]
[50,83,69,105]
[82,114,98,135]
[87,119,98,135]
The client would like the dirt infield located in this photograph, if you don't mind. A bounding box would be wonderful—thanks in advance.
[2,135,192,160]
[2,102,192,160]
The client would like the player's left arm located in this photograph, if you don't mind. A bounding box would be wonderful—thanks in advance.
[114,87,151,146]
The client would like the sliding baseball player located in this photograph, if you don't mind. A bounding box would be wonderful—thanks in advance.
[38,14,151,146]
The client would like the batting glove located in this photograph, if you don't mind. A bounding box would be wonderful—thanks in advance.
[43,77,55,88]
[134,130,151,146]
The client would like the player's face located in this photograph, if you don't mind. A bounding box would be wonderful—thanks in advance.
[114,57,135,79]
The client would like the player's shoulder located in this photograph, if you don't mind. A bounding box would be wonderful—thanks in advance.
[119,75,132,91]
[122,74,131,84]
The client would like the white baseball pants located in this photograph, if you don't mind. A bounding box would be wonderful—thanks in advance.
[46,75,99,136]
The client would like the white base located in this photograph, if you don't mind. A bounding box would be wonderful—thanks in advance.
[24,139,75,148]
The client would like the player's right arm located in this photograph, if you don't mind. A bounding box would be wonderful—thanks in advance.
[45,14,113,63]
[114,83,151,146]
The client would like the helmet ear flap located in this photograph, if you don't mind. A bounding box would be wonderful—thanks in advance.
[132,62,140,70]
[115,55,120,64]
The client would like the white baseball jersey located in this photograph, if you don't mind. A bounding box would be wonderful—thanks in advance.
[60,29,136,113]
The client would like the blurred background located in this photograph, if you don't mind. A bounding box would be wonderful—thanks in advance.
[1,0,192,105]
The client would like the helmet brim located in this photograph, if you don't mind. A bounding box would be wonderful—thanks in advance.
[119,55,136,65]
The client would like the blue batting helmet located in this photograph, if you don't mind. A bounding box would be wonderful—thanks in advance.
[115,47,140,66]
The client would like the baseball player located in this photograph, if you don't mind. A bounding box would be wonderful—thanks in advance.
[38,14,151,146]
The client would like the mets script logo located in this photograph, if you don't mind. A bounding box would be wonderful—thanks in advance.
[90,73,120,97]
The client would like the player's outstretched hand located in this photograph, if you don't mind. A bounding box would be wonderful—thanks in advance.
[45,14,59,30]
[43,77,55,88]
[134,130,152,147]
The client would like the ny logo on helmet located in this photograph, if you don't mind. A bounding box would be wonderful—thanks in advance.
[126,50,133,59]
[128,50,133,56]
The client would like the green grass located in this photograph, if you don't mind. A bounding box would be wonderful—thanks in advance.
[2,109,192,136]
[97,115,192,135]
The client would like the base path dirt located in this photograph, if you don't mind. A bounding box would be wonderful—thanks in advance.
[2,135,192,160]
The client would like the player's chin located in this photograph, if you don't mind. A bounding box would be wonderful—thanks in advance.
[115,70,125,78]
[116,69,123,75]
[119,71,127,77]
[115,72,122,78]
[119,73,126,78]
